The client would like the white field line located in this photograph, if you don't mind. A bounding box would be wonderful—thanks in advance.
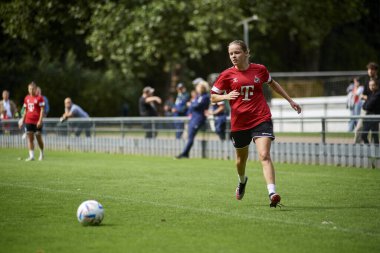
[0,182,378,237]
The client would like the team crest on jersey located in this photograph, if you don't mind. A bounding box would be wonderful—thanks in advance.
[254,76,260,83]
[232,78,238,83]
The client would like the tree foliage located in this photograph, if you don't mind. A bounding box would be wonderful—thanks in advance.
[0,0,378,115]
[86,0,243,79]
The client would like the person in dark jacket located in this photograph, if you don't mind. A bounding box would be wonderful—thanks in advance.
[209,101,227,140]
[172,83,189,139]
[175,81,210,158]
[361,79,380,144]
[139,86,162,138]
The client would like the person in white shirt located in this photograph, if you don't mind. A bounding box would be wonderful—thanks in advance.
[0,90,17,119]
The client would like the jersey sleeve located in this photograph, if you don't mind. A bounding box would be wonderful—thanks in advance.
[262,65,272,84]
[211,72,229,94]
[38,96,45,107]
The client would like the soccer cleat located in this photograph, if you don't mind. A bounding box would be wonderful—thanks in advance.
[25,157,35,162]
[38,154,44,161]
[269,193,282,208]
[236,176,248,200]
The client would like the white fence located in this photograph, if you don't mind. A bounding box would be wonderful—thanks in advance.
[271,96,349,132]
[0,117,379,168]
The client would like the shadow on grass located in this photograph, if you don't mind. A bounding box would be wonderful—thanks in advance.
[81,223,117,228]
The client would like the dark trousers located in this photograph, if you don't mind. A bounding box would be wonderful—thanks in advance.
[143,122,157,139]
[174,121,185,139]
[180,121,204,157]
[362,120,379,144]
[215,117,226,141]
[74,122,91,137]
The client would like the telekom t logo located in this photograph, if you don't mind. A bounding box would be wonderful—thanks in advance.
[240,85,254,101]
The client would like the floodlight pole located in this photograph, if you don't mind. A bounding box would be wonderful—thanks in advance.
[237,15,259,48]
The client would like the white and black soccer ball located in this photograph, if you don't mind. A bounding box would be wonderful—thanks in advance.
[76,200,104,226]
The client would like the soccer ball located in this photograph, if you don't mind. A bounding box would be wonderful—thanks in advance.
[76,200,104,226]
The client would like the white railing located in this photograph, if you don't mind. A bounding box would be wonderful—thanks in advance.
[1,116,379,168]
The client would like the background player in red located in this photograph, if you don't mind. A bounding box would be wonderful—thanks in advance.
[18,82,45,161]
[211,40,301,207]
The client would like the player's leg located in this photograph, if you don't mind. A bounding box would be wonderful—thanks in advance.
[235,146,249,181]
[26,126,35,161]
[35,129,44,161]
[230,129,252,200]
[255,137,281,207]
[235,146,249,200]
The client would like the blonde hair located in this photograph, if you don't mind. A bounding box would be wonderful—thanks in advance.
[197,81,209,94]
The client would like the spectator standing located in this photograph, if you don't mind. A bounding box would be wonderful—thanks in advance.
[0,90,17,134]
[175,81,210,158]
[36,86,50,135]
[354,62,378,143]
[36,87,50,117]
[139,86,162,138]
[192,77,205,86]
[347,77,364,131]
[0,90,17,119]
[61,98,91,137]
[172,83,189,139]
[361,79,380,144]
[209,100,227,140]
[163,96,174,117]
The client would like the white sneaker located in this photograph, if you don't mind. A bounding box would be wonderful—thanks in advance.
[39,154,44,161]
[25,157,35,162]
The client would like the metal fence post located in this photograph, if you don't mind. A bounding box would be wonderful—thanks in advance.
[121,120,125,138]
[321,118,326,144]
[201,140,207,159]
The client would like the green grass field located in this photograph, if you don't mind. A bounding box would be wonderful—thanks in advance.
[0,148,379,253]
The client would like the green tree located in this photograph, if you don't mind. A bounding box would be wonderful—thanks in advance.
[85,0,244,91]
[250,0,364,70]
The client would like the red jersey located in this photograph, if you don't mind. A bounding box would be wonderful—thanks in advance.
[23,95,45,124]
[211,63,272,132]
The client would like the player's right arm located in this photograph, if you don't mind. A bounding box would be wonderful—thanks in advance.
[211,91,239,103]
[211,72,239,103]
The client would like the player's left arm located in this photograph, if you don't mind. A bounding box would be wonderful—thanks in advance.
[37,106,45,128]
[37,97,45,128]
[268,80,302,114]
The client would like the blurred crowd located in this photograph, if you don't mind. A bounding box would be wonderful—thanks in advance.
[346,62,380,144]
[138,77,228,142]
[2,63,379,145]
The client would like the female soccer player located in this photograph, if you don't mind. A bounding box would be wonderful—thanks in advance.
[19,82,45,161]
[211,40,301,207]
